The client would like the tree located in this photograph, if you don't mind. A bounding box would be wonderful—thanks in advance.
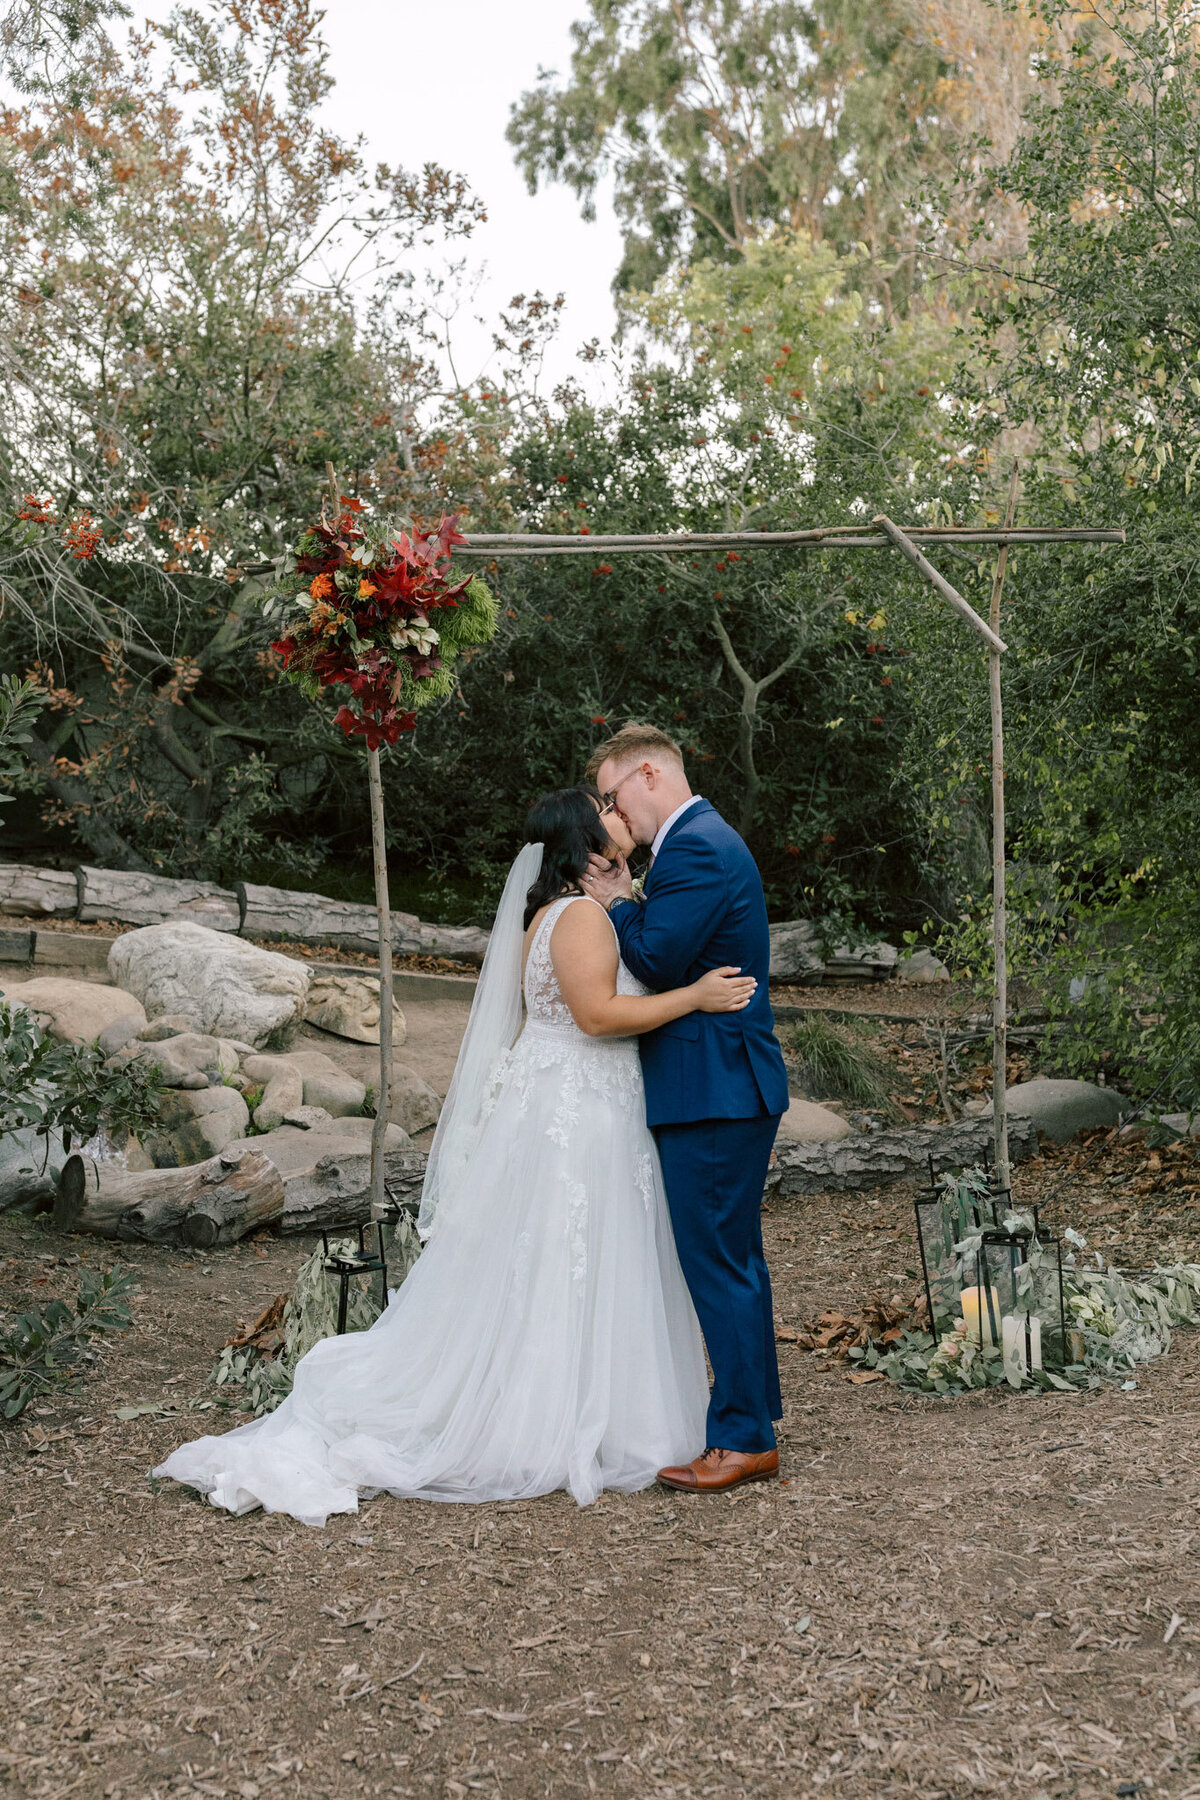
[506,0,1032,304]
[909,0,1200,1102]
[0,0,484,875]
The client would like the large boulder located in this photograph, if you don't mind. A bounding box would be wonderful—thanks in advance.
[241,1049,366,1118]
[304,972,407,1046]
[146,1085,251,1166]
[0,976,146,1045]
[108,922,308,1048]
[0,1126,68,1213]
[776,1099,853,1145]
[387,1063,442,1135]
[252,1063,305,1132]
[226,1118,411,1174]
[768,920,824,985]
[1005,1078,1127,1144]
[108,1040,208,1090]
[897,946,950,985]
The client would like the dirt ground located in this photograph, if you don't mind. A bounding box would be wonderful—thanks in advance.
[3,1127,1200,1800]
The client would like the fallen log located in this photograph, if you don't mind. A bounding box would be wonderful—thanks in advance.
[281,1144,428,1235]
[237,881,490,964]
[75,865,240,932]
[773,1115,1040,1198]
[55,1147,284,1247]
[0,862,78,920]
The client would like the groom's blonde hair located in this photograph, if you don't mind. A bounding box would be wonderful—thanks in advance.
[585,723,683,785]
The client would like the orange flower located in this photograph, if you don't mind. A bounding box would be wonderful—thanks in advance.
[310,573,334,600]
[357,578,377,598]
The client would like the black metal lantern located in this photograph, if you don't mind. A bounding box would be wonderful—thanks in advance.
[968,1223,1069,1373]
[913,1157,1069,1379]
[913,1156,1009,1335]
[320,1179,424,1334]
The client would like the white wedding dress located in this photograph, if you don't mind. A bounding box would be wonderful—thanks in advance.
[155,887,708,1525]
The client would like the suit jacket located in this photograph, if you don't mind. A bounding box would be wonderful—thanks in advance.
[610,799,789,1128]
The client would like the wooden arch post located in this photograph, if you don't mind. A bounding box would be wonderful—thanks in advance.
[873,496,1017,1193]
[325,463,392,1221]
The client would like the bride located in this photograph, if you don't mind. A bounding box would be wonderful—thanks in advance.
[154,787,757,1524]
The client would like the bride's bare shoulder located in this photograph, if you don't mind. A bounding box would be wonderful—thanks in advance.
[548,894,614,953]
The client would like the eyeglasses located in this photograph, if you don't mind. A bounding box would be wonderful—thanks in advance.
[598,765,647,816]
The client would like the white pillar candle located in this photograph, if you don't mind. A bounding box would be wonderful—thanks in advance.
[1002,1312,1042,1381]
[960,1284,1003,1345]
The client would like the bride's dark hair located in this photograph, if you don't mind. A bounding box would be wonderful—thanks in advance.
[523,787,610,929]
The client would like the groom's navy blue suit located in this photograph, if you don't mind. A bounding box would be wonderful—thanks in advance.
[610,799,789,1454]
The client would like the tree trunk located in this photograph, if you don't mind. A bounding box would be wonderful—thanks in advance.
[55,1147,284,1247]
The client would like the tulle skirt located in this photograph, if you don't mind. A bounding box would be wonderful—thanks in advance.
[154,1021,708,1525]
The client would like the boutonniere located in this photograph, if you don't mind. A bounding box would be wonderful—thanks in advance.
[631,875,646,903]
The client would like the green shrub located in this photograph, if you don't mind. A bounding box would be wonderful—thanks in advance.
[784,1015,893,1110]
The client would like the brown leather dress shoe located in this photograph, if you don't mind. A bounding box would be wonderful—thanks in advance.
[657,1446,779,1493]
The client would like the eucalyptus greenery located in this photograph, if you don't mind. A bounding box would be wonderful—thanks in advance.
[212,1214,424,1418]
[0,998,161,1153]
[853,1163,1200,1398]
[0,1264,138,1420]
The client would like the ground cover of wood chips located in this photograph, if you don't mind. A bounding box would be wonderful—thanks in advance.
[3,1136,1200,1800]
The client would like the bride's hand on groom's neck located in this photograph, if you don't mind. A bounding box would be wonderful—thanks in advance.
[583,851,634,910]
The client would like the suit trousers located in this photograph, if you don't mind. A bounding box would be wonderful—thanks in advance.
[652,1112,783,1454]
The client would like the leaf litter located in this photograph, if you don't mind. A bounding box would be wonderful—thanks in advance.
[2,1135,1200,1798]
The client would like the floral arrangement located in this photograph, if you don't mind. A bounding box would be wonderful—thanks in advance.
[263,494,497,749]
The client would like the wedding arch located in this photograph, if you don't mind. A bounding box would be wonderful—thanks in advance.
[454,488,1124,1193]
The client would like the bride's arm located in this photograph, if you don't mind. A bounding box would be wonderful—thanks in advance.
[550,900,756,1039]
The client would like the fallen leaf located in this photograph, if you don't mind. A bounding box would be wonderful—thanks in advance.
[846,1370,887,1385]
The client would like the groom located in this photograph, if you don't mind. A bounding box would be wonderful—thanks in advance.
[583,724,789,1493]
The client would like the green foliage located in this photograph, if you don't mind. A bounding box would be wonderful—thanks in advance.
[784,1015,892,1110]
[855,1261,1200,1397]
[901,0,1200,1106]
[0,674,45,830]
[0,998,161,1151]
[0,1264,138,1420]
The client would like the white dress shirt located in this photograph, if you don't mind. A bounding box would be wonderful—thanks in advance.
[650,794,703,860]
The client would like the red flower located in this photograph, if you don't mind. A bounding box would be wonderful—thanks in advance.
[62,510,103,560]
[594,564,613,576]
[18,493,55,526]
[579,526,591,535]
[871,714,884,724]
[726,552,740,562]
[556,474,570,484]
[333,705,416,749]
[591,715,607,725]
[785,844,801,855]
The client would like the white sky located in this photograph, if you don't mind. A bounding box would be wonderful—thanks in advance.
[318,0,623,395]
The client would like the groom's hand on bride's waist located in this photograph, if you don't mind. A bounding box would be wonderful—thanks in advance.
[583,852,635,911]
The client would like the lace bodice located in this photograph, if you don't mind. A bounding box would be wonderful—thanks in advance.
[523,893,647,1033]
